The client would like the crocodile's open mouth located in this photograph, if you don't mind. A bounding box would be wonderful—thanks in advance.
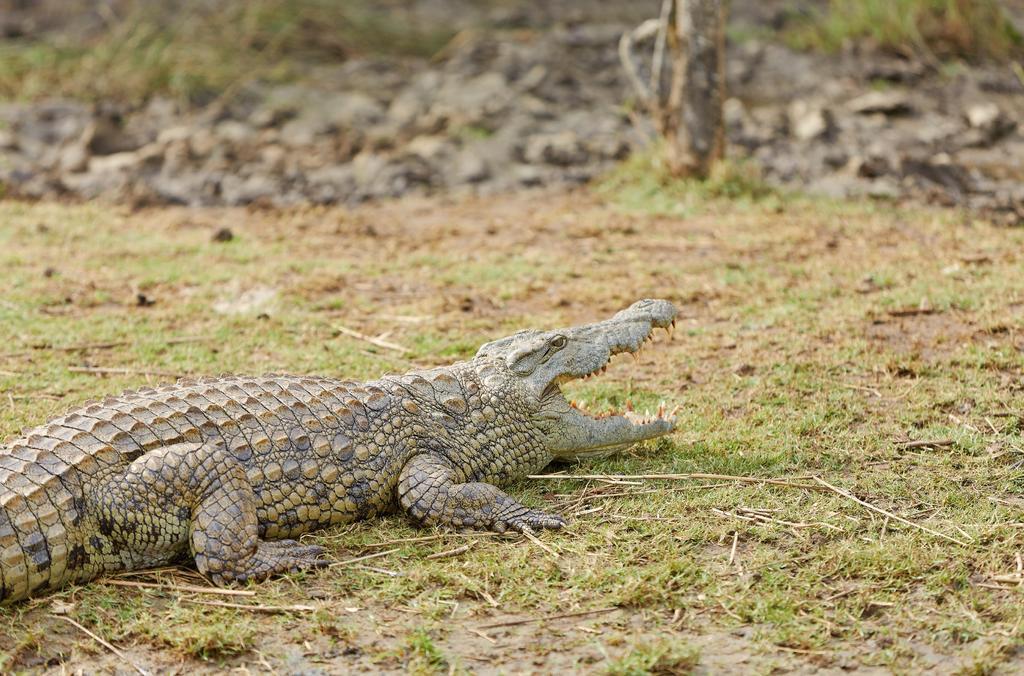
[540,317,679,455]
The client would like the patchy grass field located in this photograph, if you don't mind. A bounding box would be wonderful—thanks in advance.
[0,189,1022,674]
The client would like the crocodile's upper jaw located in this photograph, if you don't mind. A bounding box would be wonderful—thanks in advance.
[475,299,679,460]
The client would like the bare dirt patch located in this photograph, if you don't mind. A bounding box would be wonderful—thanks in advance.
[865,311,978,360]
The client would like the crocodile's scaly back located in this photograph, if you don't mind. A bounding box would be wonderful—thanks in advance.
[0,300,679,602]
[1,373,410,601]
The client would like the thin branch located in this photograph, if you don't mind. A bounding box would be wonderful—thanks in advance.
[714,507,844,532]
[328,548,400,568]
[887,307,936,317]
[426,542,476,560]
[334,325,409,353]
[0,335,211,360]
[479,607,618,630]
[180,599,317,613]
[619,18,663,109]
[528,472,827,492]
[520,527,559,558]
[68,366,186,379]
[99,578,256,596]
[352,564,400,577]
[812,477,971,547]
[895,439,955,449]
[468,628,496,644]
[53,615,151,676]
[649,0,673,98]
[358,532,498,548]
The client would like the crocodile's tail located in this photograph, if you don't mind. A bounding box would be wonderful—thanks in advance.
[0,481,77,604]
[0,498,19,603]
[0,431,88,604]
[0,481,57,604]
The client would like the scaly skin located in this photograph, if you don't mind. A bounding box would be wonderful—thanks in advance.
[0,299,678,602]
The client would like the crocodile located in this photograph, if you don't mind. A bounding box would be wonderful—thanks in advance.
[0,299,678,602]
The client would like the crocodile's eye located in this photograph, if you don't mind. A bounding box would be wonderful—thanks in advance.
[550,335,567,349]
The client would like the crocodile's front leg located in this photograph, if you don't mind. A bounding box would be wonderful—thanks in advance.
[397,454,565,533]
[94,441,328,584]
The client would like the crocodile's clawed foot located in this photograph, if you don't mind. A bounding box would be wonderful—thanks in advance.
[492,510,566,534]
[211,539,330,585]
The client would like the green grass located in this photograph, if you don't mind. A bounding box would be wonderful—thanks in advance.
[0,0,454,104]
[603,639,700,675]
[595,149,780,218]
[0,190,1023,672]
[786,0,1023,62]
[405,628,449,674]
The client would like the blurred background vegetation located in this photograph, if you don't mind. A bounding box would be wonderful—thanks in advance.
[0,0,456,104]
[0,0,1020,106]
[786,0,1023,62]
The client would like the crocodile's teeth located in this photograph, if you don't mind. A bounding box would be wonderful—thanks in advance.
[625,399,634,412]
[657,401,666,418]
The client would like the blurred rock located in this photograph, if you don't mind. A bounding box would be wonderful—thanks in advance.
[58,141,89,173]
[307,165,357,204]
[514,164,544,186]
[847,90,913,116]
[280,116,323,147]
[901,157,971,196]
[788,100,832,141]
[220,173,280,205]
[452,150,490,183]
[215,120,256,143]
[352,152,436,199]
[188,128,218,157]
[966,102,1001,129]
[960,102,1016,147]
[87,109,142,155]
[88,144,163,174]
[406,135,451,162]
[430,72,511,127]
[523,131,587,166]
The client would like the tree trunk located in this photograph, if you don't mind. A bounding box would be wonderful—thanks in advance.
[663,0,726,178]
